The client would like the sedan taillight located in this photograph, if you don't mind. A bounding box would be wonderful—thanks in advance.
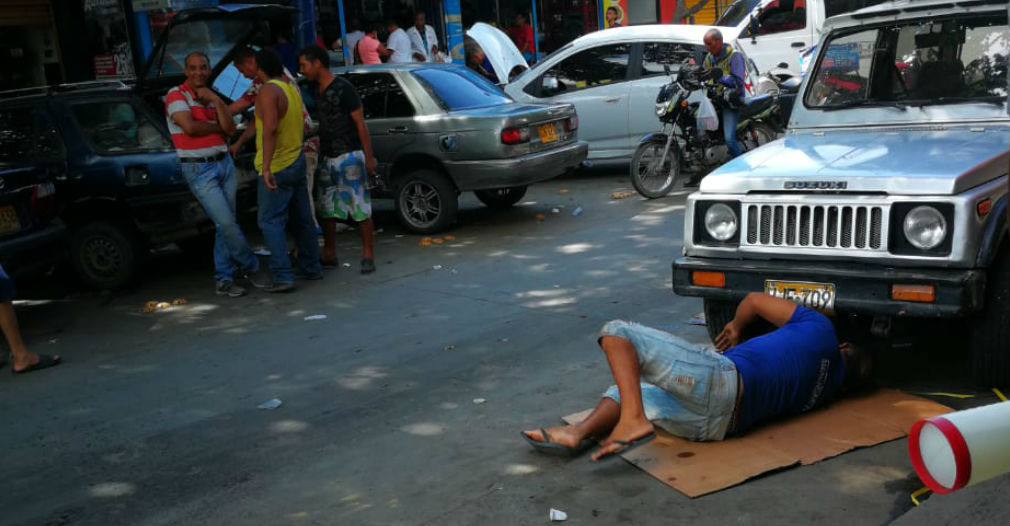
[564,116,578,132]
[501,127,530,145]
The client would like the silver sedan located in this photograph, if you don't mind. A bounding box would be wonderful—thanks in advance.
[332,63,589,234]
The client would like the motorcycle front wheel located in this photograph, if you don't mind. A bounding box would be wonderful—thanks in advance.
[630,140,680,199]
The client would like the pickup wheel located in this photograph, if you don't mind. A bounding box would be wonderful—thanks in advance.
[70,221,144,290]
[474,186,527,209]
[395,169,458,234]
[969,240,1009,387]
[703,298,775,346]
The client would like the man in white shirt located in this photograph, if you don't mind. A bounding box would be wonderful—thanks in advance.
[407,10,442,62]
[385,20,413,64]
[343,18,365,63]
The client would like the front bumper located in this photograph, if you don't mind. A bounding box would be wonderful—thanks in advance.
[672,256,985,317]
[445,141,588,191]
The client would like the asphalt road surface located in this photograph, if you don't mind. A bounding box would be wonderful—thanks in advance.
[1,170,1002,525]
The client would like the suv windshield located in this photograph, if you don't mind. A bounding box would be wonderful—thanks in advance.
[412,68,512,110]
[157,19,255,77]
[805,14,1009,109]
[716,0,761,27]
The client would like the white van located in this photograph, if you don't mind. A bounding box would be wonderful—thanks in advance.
[715,0,890,75]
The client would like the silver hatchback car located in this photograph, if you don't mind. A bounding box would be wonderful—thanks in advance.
[333,63,588,233]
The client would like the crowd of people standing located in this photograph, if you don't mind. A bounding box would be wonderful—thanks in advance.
[165,43,379,297]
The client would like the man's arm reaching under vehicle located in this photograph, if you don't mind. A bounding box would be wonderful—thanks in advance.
[715,293,798,351]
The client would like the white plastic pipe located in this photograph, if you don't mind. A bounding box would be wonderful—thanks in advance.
[908,401,1010,494]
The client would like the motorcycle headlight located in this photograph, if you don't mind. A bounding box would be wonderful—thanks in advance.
[903,205,947,250]
[655,101,668,116]
[705,203,738,241]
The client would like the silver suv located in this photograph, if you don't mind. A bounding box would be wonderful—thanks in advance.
[672,0,1009,386]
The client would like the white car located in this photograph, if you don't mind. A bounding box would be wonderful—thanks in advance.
[502,25,764,163]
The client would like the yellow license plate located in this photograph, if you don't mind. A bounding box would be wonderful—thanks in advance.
[764,280,836,311]
[538,123,558,143]
[0,206,20,235]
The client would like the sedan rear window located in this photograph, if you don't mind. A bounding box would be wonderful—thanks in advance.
[411,68,512,110]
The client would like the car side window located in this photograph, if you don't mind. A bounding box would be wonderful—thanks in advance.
[757,0,807,35]
[640,43,706,78]
[345,73,416,120]
[71,101,172,154]
[549,43,632,93]
[0,108,34,162]
[34,109,65,161]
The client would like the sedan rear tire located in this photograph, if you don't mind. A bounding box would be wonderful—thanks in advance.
[474,186,527,209]
[395,169,458,234]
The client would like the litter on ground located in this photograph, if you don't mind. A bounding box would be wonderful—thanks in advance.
[535,213,547,221]
[433,265,443,270]
[258,398,283,410]
[686,313,706,326]
[473,398,487,405]
[443,344,455,351]
[572,206,583,216]
[549,508,568,521]
[611,191,635,200]
[304,315,328,321]
[444,235,456,241]
[171,298,188,306]
[559,189,569,194]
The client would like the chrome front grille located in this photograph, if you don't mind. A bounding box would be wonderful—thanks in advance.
[744,203,886,250]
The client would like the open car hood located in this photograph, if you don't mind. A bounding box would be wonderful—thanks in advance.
[138,4,294,93]
[466,22,528,85]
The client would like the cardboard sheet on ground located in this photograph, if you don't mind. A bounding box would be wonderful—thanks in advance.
[563,389,951,497]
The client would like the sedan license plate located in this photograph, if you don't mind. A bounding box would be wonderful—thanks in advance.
[0,206,20,235]
[764,280,836,311]
[538,123,558,143]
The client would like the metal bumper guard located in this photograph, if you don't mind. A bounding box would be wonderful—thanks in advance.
[445,141,589,191]
[672,256,986,317]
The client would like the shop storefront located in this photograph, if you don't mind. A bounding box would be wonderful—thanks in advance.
[0,0,62,89]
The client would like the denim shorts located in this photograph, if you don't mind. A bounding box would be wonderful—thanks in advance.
[599,320,739,441]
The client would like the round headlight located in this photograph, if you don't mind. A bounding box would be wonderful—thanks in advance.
[903,205,947,250]
[655,101,668,116]
[705,203,738,241]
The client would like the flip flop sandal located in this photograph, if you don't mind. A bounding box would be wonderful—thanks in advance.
[13,354,61,375]
[591,432,656,462]
[521,428,594,458]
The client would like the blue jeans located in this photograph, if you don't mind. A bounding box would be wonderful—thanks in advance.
[181,155,259,283]
[599,320,739,441]
[722,107,742,158]
[257,154,321,284]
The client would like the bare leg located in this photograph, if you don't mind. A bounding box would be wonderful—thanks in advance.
[523,397,621,448]
[359,218,374,260]
[0,301,38,371]
[320,218,338,263]
[591,335,655,461]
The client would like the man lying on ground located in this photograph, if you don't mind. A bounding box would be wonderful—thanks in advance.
[523,292,873,461]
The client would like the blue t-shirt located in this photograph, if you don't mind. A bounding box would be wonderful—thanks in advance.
[725,306,844,433]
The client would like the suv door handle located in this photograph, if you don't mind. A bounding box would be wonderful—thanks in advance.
[387,126,409,134]
[791,41,806,48]
[603,97,621,103]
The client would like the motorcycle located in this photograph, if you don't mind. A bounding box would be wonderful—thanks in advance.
[630,63,781,199]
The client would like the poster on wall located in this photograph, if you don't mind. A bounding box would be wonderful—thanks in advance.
[84,0,136,78]
[603,0,628,27]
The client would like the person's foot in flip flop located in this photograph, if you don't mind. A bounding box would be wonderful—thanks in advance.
[590,419,656,462]
[522,425,593,456]
[12,352,60,375]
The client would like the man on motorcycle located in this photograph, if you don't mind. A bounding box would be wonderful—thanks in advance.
[703,29,747,159]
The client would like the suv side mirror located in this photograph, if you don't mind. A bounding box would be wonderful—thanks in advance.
[542,75,559,93]
[749,14,760,40]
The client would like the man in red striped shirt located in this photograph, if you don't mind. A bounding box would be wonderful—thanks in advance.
[166,52,266,297]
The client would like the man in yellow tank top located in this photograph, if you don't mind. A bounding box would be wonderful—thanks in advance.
[253,48,322,293]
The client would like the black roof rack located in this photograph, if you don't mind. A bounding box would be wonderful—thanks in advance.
[0,80,132,100]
